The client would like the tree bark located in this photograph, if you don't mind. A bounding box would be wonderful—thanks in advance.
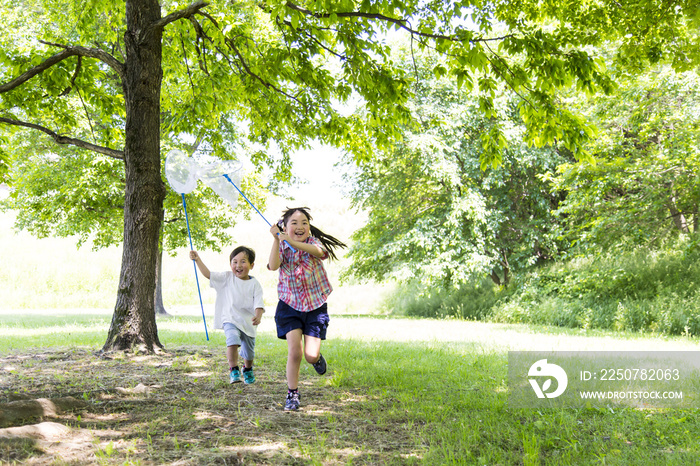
[103,0,166,352]
[666,193,690,234]
[155,237,169,316]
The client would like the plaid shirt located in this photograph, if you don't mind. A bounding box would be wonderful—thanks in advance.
[277,236,332,312]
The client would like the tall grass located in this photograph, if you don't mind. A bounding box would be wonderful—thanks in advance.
[391,240,700,336]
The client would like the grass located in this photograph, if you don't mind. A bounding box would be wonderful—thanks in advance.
[2,315,700,464]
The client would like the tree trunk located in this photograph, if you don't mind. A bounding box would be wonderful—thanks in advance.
[500,249,511,286]
[155,239,169,316]
[666,193,690,233]
[103,0,165,352]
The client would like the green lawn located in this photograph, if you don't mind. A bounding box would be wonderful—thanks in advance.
[1,314,699,465]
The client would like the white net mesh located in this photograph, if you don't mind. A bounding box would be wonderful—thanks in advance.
[164,149,199,194]
[164,150,243,210]
[200,159,243,210]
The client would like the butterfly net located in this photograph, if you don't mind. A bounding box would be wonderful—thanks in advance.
[165,149,243,210]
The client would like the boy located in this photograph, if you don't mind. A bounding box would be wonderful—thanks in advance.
[189,246,265,384]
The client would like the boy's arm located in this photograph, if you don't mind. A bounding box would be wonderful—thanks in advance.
[252,307,264,326]
[189,250,211,280]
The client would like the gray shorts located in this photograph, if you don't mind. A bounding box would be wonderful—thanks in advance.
[223,322,256,361]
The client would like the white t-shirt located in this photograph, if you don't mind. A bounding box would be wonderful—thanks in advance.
[209,271,264,337]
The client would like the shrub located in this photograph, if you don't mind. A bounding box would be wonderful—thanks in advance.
[388,238,700,336]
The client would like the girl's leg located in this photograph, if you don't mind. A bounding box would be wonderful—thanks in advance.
[285,329,303,389]
[303,335,322,364]
[227,345,239,369]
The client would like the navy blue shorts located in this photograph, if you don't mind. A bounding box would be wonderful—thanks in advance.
[275,301,329,340]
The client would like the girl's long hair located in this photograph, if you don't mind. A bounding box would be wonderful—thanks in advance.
[279,207,347,260]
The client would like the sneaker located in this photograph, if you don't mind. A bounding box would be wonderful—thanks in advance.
[229,367,241,384]
[243,368,255,384]
[312,354,327,375]
[284,391,300,412]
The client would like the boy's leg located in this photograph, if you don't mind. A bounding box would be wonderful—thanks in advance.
[224,323,243,369]
[227,345,240,369]
[227,345,242,383]
[285,328,303,390]
[239,334,256,384]
[223,323,243,383]
[239,334,255,369]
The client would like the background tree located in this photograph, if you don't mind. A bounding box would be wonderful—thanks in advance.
[344,47,569,291]
[1,0,697,351]
[551,66,700,250]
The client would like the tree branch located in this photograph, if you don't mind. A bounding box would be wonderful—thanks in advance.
[0,49,71,93]
[39,42,125,81]
[283,1,513,43]
[224,37,304,106]
[153,0,210,31]
[0,117,125,160]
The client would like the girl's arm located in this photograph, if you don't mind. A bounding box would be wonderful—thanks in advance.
[267,225,282,271]
[189,250,211,280]
[279,234,326,258]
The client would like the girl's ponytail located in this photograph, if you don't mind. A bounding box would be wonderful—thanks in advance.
[309,224,347,261]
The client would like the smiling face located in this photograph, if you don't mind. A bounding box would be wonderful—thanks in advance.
[284,209,311,242]
[230,251,254,280]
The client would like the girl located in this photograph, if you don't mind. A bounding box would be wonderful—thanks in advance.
[268,207,347,412]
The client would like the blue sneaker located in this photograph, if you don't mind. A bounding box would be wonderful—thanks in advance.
[284,391,300,412]
[312,354,327,375]
[229,367,241,384]
[243,368,255,384]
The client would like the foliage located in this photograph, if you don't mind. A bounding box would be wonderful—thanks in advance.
[550,65,700,251]
[393,238,700,336]
[0,137,268,254]
[345,47,569,289]
[2,0,697,173]
[386,278,499,320]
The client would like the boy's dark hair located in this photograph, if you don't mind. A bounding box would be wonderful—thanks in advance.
[230,246,255,263]
[279,207,347,261]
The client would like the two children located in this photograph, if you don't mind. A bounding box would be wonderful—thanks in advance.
[191,207,345,412]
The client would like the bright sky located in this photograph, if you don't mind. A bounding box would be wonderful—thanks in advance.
[287,143,347,206]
